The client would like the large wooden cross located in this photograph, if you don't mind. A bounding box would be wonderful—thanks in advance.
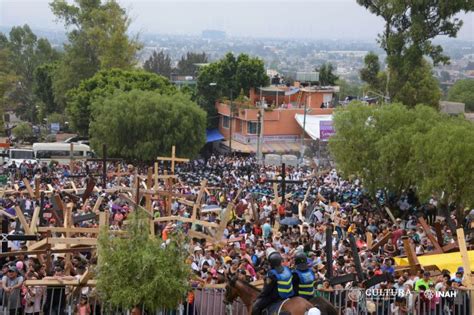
[156,146,189,174]
[265,163,303,205]
[86,144,122,187]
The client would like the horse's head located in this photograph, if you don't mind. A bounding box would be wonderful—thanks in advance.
[223,275,238,305]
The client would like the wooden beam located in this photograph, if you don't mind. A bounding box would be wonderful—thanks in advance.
[22,178,34,198]
[191,180,207,220]
[92,196,103,214]
[14,206,32,235]
[48,237,98,246]
[28,238,48,251]
[402,236,420,275]
[34,176,40,199]
[456,228,472,288]
[187,230,214,242]
[0,246,95,258]
[384,206,397,224]
[371,232,392,252]
[366,232,373,250]
[0,209,16,220]
[29,206,41,234]
[418,217,443,253]
[24,279,97,286]
[154,216,219,228]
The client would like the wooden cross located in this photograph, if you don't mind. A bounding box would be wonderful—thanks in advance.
[87,144,122,187]
[1,215,39,255]
[156,146,189,174]
[265,163,303,205]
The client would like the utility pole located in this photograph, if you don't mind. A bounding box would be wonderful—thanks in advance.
[229,89,233,154]
[300,93,311,164]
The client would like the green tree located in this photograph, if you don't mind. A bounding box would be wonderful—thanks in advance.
[177,52,208,75]
[335,79,362,100]
[197,52,268,127]
[0,33,18,107]
[448,79,474,112]
[329,102,474,213]
[67,69,175,135]
[357,0,471,106]
[412,119,474,214]
[89,90,206,161]
[143,50,173,78]
[12,122,33,142]
[2,25,59,121]
[50,0,141,108]
[360,52,383,92]
[395,60,441,107]
[97,210,190,311]
[318,63,339,86]
[34,62,60,116]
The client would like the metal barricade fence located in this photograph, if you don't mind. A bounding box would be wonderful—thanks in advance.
[7,286,474,314]
[2,286,246,315]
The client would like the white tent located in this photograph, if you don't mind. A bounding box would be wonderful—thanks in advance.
[294,114,333,140]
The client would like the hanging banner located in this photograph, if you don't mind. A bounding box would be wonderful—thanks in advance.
[319,120,334,141]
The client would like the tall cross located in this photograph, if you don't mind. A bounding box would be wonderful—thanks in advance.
[1,215,39,255]
[87,144,122,187]
[265,163,303,205]
[156,146,189,174]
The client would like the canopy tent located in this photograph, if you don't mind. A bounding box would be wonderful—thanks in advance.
[294,114,333,140]
[394,251,474,275]
[206,129,224,143]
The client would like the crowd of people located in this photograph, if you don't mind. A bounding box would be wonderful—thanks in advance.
[0,155,473,314]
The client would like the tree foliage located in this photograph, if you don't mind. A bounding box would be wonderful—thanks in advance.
[448,79,474,112]
[197,52,268,127]
[318,63,339,86]
[89,89,206,161]
[1,25,59,121]
[67,69,175,135]
[177,52,208,75]
[357,0,471,107]
[34,62,60,116]
[143,50,173,78]
[359,52,382,91]
[329,102,474,210]
[12,122,34,141]
[335,79,362,100]
[50,0,141,108]
[97,210,190,310]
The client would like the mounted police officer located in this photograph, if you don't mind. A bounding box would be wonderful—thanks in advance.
[292,252,316,300]
[252,248,295,315]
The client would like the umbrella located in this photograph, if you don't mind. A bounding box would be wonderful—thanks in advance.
[279,216,301,226]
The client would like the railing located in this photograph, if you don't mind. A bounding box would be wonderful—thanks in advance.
[6,286,473,314]
[232,133,300,144]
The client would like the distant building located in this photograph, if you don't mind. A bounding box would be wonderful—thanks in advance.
[215,85,337,154]
[202,30,226,40]
[439,101,465,115]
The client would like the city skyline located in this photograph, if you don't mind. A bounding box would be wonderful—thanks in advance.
[1,0,473,41]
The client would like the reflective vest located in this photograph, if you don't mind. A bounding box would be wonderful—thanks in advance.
[269,266,294,299]
[293,269,316,298]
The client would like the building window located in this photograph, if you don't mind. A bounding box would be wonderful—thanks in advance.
[222,116,230,129]
[247,121,258,134]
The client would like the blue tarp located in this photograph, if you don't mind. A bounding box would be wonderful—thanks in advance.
[206,129,224,143]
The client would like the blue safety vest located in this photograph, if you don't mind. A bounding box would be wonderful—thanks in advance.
[269,266,294,299]
[293,269,316,298]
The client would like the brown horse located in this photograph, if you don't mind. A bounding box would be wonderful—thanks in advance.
[223,277,319,315]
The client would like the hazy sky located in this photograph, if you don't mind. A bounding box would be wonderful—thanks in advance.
[1,0,473,40]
